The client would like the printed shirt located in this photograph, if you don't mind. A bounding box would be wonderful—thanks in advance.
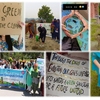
[0,38,23,51]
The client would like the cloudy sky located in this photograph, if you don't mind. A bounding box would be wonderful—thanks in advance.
[25,2,60,19]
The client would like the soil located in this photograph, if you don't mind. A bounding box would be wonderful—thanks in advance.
[25,33,60,51]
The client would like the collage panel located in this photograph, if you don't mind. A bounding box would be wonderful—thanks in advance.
[91,52,100,96]
[0,2,25,51]
[91,3,100,50]
[62,2,88,51]
[25,2,60,51]
[46,52,89,96]
[0,52,44,96]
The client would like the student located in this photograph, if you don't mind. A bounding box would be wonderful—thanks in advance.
[41,27,46,45]
[38,24,46,46]
[0,21,24,51]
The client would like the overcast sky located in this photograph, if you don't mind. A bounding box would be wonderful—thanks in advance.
[25,2,60,19]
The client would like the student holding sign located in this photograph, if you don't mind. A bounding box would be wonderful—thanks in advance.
[0,21,24,51]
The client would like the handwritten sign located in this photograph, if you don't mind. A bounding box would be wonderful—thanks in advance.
[46,53,89,96]
[0,3,22,35]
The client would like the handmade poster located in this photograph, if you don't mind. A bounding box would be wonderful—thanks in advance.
[46,53,89,96]
[37,58,44,76]
[0,3,22,35]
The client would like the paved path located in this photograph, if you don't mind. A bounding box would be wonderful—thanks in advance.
[0,86,41,97]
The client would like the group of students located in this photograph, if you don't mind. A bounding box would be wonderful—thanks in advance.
[0,58,44,96]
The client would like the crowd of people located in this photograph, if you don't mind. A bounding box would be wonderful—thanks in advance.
[0,58,44,96]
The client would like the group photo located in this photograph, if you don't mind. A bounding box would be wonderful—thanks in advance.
[0,52,44,96]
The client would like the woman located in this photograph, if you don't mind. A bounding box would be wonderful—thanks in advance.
[26,63,33,92]
[0,21,24,51]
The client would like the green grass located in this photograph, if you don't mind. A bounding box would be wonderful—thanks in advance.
[91,60,100,96]
[91,19,100,41]
[91,19,97,23]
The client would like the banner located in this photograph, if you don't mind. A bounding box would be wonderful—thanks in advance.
[46,53,89,96]
[0,69,26,90]
[0,3,22,35]
[37,58,44,76]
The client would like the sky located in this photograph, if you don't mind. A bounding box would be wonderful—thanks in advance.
[25,2,60,19]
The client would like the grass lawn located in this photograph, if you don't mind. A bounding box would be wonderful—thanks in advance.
[91,19,100,41]
[91,61,100,96]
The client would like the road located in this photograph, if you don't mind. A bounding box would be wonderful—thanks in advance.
[0,86,42,97]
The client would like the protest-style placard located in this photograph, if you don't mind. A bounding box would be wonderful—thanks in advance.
[46,53,89,96]
[0,3,22,35]
[37,58,44,76]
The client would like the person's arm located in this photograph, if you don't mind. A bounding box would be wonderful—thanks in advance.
[75,11,88,34]
[26,69,31,75]
[62,10,74,24]
[62,24,81,39]
[18,21,24,45]
[11,21,24,50]
[93,60,100,69]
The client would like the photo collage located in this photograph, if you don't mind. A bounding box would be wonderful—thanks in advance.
[0,1,99,97]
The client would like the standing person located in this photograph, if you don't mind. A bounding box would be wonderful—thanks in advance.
[16,60,20,69]
[11,60,17,69]
[51,20,55,39]
[5,61,10,69]
[31,63,40,95]
[26,63,33,92]
[38,24,42,42]
[56,19,60,43]
[53,19,57,41]
[30,59,34,67]
[38,24,46,46]
[41,27,46,46]
[25,22,33,38]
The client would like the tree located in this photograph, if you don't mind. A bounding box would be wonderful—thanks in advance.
[38,5,54,23]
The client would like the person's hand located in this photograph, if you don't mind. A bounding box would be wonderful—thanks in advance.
[18,21,24,29]
[2,35,5,41]
[62,24,70,32]
[26,69,28,72]
[74,10,79,15]
[70,10,74,16]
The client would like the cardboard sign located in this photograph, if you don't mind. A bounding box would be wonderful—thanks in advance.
[46,53,89,96]
[0,3,22,35]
